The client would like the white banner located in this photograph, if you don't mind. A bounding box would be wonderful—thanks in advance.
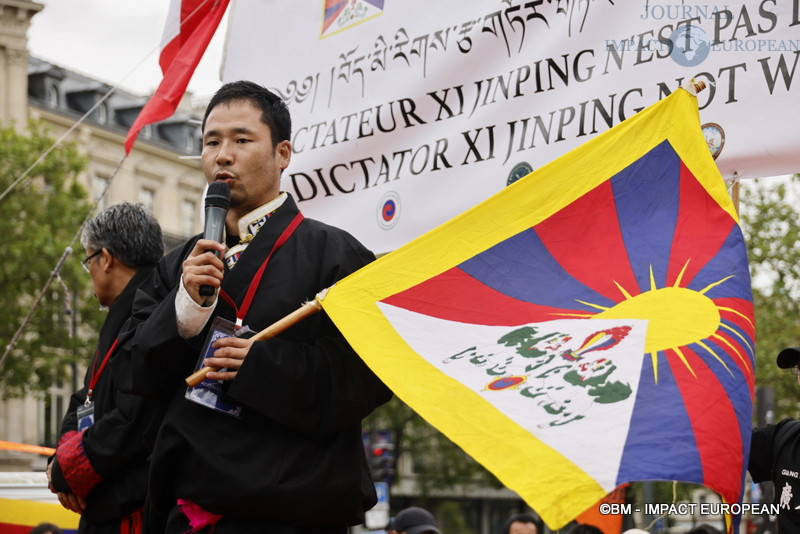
[223,0,800,252]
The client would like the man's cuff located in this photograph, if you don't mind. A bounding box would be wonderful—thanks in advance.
[175,277,216,338]
[54,430,101,499]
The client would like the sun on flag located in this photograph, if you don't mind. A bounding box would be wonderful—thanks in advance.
[318,86,754,530]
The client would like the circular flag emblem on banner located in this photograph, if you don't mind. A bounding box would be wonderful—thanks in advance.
[377,191,401,230]
[486,376,527,391]
[507,162,534,186]
[701,122,725,160]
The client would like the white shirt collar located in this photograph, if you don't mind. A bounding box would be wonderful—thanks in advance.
[234,192,288,243]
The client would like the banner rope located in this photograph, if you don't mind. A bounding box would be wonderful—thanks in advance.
[0,0,218,370]
[0,156,124,369]
[0,0,213,204]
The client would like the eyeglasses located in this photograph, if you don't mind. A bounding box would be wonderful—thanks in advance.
[81,250,102,273]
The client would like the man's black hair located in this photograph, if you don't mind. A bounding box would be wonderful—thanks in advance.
[202,80,291,146]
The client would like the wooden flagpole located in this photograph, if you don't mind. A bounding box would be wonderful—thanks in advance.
[185,289,328,387]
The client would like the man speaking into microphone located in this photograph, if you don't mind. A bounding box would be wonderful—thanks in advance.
[120,81,392,534]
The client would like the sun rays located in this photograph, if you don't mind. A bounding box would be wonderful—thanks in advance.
[556,260,754,383]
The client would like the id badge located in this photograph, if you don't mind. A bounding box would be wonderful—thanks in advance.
[77,401,95,431]
[185,317,243,418]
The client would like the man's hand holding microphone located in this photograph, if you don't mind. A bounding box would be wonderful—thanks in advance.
[182,181,230,306]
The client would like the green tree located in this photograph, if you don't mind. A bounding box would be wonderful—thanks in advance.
[740,174,800,420]
[0,120,101,398]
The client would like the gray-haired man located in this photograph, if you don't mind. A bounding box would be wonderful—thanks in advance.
[47,202,163,534]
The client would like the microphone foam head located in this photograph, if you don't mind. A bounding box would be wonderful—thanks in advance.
[205,181,230,210]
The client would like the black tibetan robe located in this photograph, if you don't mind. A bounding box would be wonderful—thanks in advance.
[120,195,391,533]
[50,266,157,533]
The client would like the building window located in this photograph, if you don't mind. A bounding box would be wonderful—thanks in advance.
[139,187,155,211]
[45,83,59,108]
[92,176,109,210]
[95,102,108,124]
[186,134,194,153]
[181,198,197,236]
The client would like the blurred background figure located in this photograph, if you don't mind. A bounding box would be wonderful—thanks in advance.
[686,524,722,534]
[566,523,604,534]
[389,506,442,534]
[502,513,538,534]
[29,523,63,534]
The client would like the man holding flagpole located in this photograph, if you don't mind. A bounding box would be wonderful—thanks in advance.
[120,80,392,534]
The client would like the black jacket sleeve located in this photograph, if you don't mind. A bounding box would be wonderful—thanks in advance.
[749,418,800,483]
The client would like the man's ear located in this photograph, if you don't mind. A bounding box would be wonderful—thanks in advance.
[99,248,114,273]
[276,140,292,170]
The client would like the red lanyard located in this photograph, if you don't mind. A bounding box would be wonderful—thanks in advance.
[87,337,119,401]
[219,212,304,326]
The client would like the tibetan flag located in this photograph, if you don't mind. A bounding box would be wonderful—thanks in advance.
[320,0,385,39]
[124,0,229,154]
[319,87,754,530]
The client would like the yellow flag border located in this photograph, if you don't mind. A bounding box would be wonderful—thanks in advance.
[321,88,730,528]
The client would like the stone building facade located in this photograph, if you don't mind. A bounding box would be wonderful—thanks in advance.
[0,0,207,471]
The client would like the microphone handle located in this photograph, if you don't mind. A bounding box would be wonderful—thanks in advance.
[198,246,222,296]
[199,206,227,297]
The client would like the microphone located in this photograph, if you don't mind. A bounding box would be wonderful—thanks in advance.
[199,181,230,297]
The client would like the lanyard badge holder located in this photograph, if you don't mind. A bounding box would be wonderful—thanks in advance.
[76,397,95,431]
[77,337,119,431]
[185,316,253,418]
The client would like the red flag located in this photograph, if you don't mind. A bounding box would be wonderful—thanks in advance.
[124,0,229,154]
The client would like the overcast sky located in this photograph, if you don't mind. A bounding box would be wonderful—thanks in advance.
[27,0,228,100]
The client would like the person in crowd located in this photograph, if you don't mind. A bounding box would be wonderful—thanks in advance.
[388,506,441,534]
[119,80,392,534]
[29,523,64,534]
[686,524,722,534]
[750,346,800,532]
[46,202,163,533]
[502,513,539,534]
[566,523,604,534]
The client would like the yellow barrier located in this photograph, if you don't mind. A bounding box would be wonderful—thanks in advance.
[0,496,79,532]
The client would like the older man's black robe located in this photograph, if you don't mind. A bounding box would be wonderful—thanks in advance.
[51,267,157,533]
